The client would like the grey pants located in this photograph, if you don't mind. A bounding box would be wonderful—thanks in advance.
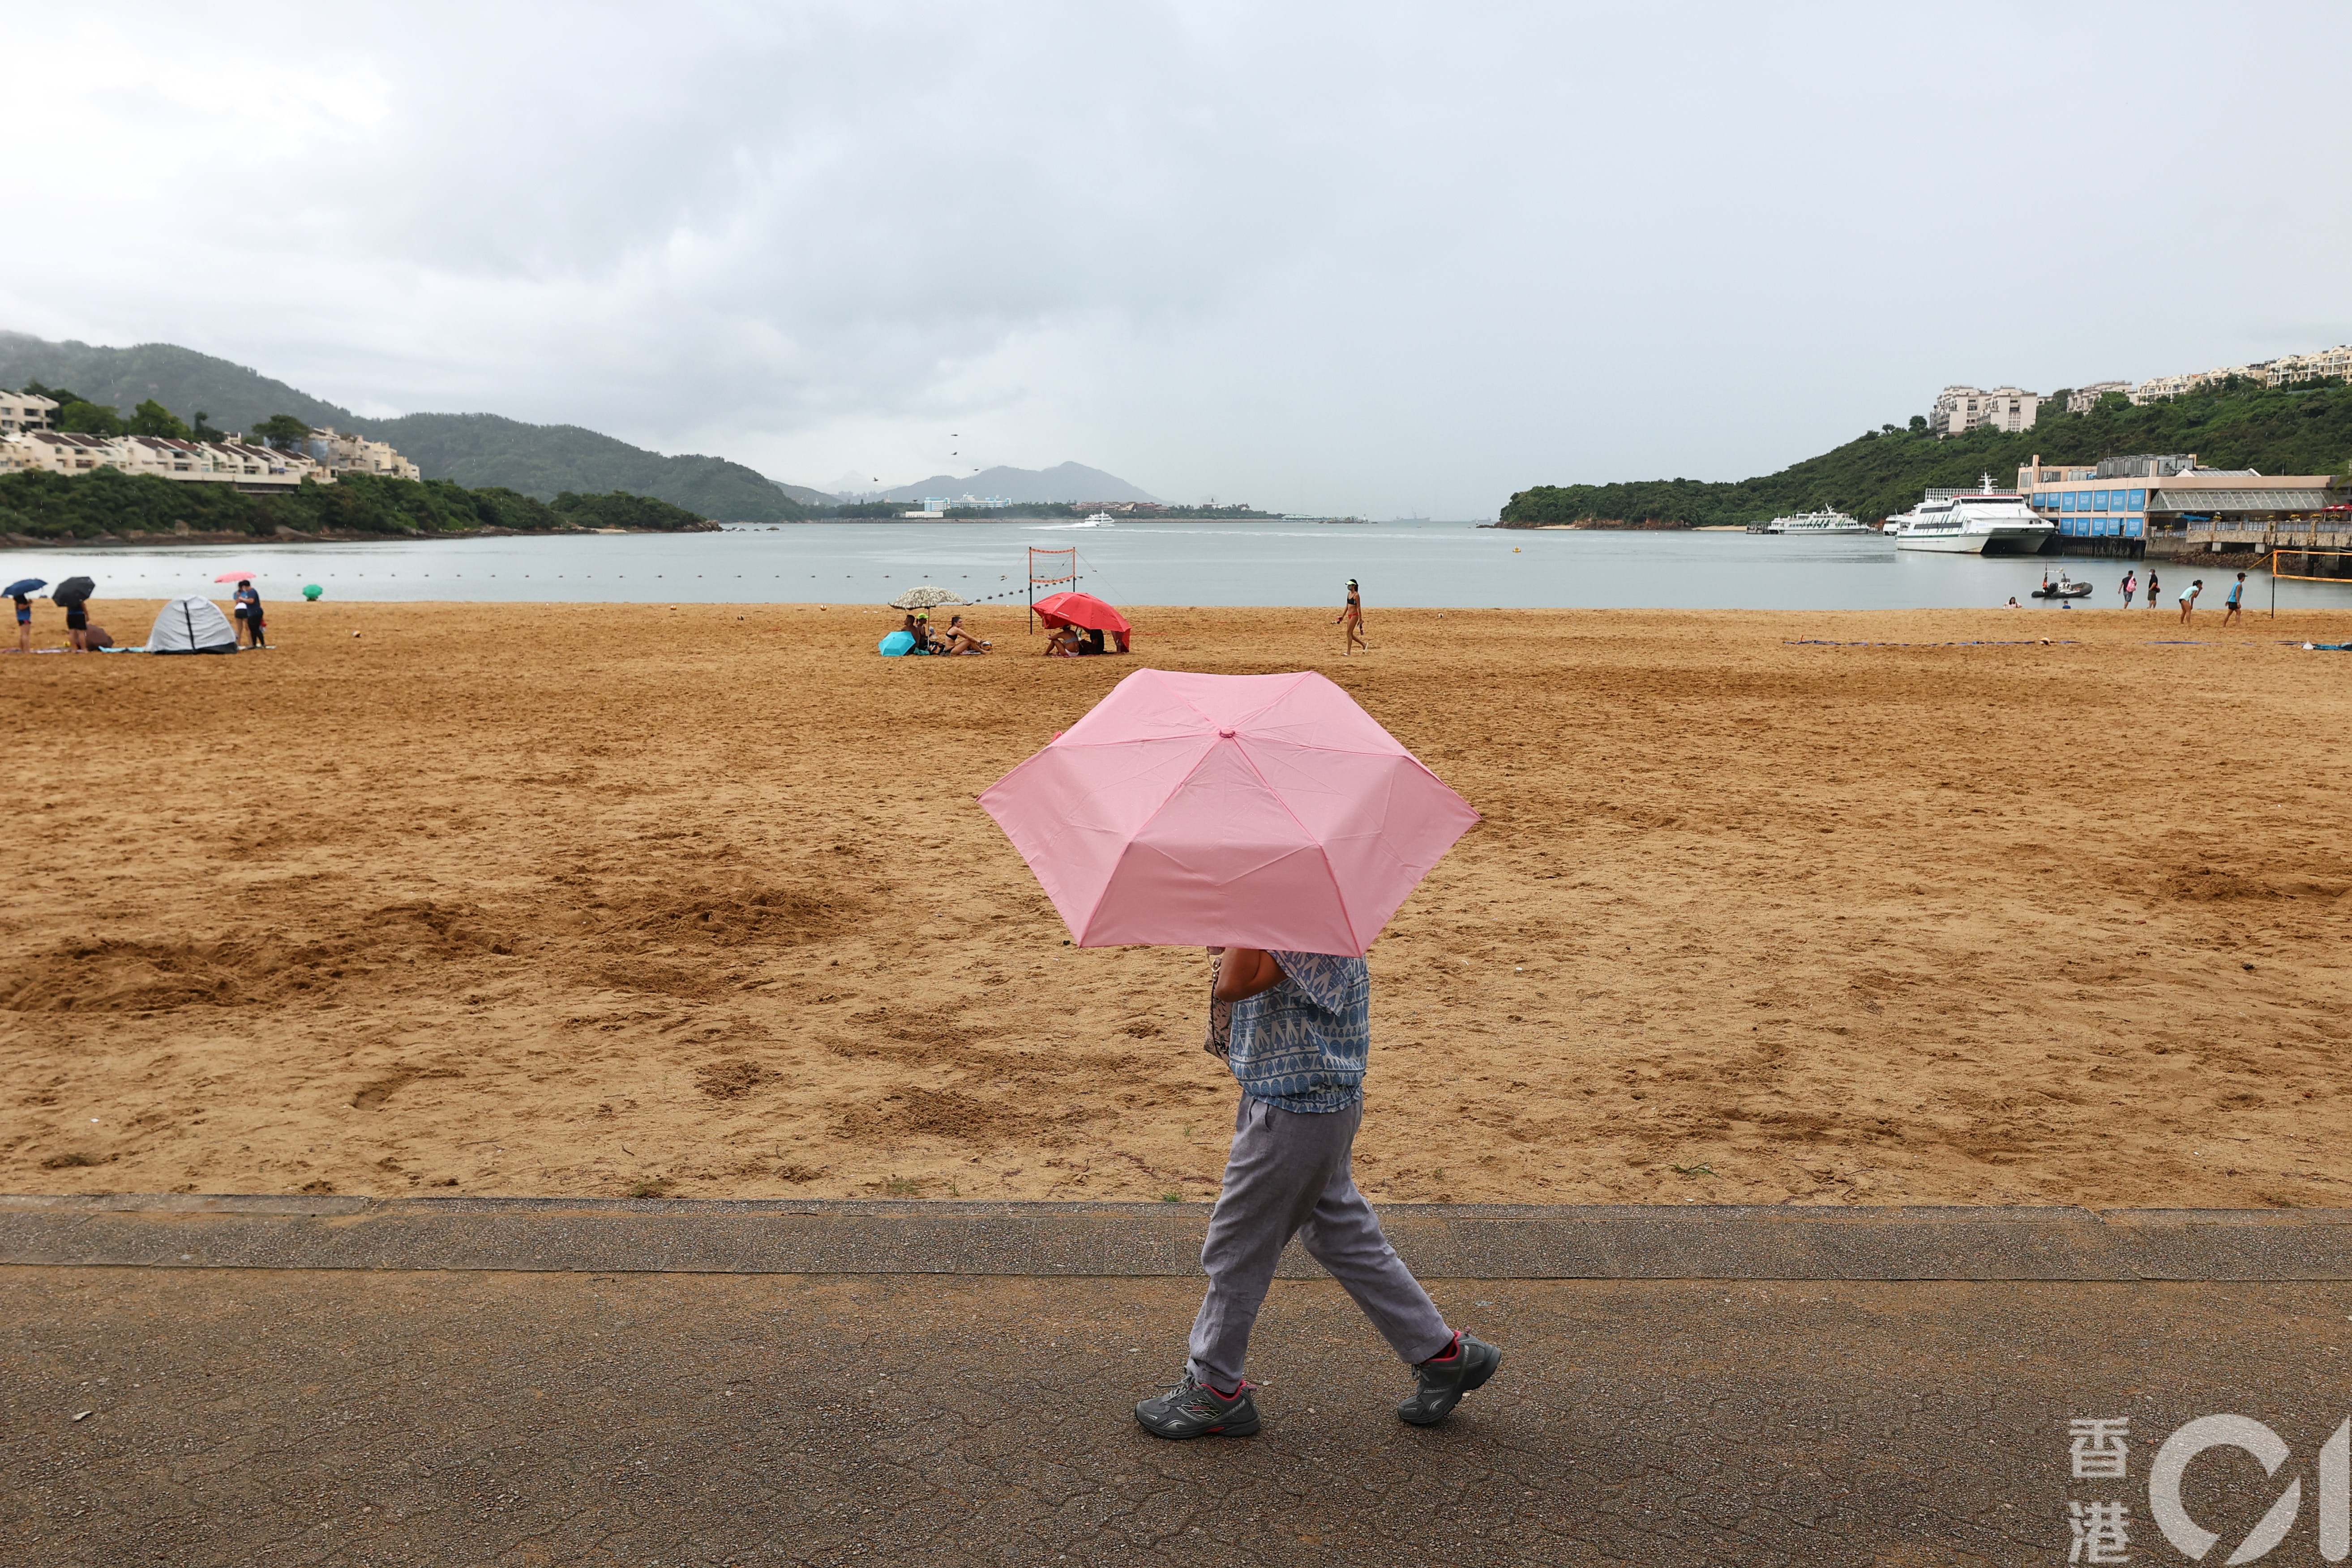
[1187,1094,1451,1387]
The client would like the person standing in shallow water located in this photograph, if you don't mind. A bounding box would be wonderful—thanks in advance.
[1131,946,1503,1439]
[2121,570,2137,608]
[1334,579,1366,655]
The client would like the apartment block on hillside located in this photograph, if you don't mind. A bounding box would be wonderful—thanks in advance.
[301,427,422,481]
[1930,385,2043,437]
[0,430,330,489]
[0,390,58,432]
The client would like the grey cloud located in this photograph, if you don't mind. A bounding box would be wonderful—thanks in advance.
[4,1,2349,515]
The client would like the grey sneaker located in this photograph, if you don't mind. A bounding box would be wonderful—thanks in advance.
[1397,1332,1501,1425]
[1135,1371,1262,1439]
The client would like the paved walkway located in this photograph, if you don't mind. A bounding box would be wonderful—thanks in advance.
[6,1199,2350,1566]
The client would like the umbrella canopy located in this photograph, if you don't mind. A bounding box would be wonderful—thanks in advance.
[213,569,258,583]
[887,585,966,610]
[978,668,1477,955]
[3,577,44,599]
[1031,591,1130,634]
[52,576,94,607]
[878,629,917,656]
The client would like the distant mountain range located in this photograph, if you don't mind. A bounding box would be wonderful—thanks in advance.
[866,462,1160,505]
[0,330,1165,520]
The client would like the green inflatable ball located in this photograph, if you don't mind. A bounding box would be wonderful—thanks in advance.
[303,584,323,601]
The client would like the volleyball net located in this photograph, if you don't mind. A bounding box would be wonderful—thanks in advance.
[1028,547,1077,630]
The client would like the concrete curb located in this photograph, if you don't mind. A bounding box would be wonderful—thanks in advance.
[6,1194,2352,1280]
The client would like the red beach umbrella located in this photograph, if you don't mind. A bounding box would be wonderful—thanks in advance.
[1031,591,1131,634]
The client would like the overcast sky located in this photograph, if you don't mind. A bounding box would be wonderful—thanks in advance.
[4,2,2348,515]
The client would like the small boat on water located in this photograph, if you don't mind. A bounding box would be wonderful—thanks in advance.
[2031,572,2094,600]
[1759,507,1868,535]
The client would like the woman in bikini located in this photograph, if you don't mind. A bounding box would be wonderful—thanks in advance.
[1334,578,1365,655]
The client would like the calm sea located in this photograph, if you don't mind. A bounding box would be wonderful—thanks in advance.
[8,519,2351,612]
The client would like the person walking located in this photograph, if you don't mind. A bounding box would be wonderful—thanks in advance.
[2179,578,2202,625]
[12,591,29,654]
[1334,579,1366,656]
[2222,571,2247,627]
[234,579,266,649]
[2121,570,2137,608]
[1132,946,1502,1440]
[2145,569,2160,609]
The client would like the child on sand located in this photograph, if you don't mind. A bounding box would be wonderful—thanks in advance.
[1132,946,1502,1439]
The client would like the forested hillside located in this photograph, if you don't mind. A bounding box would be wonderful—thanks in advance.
[0,468,709,539]
[1502,379,2352,527]
[0,333,810,519]
[0,332,353,433]
[350,413,806,521]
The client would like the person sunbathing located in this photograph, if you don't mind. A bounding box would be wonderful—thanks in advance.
[944,614,991,654]
[1045,624,1087,657]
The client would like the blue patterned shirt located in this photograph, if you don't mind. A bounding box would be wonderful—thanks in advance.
[1223,951,1370,1114]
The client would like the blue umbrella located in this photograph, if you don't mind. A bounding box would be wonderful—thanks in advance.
[3,577,44,598]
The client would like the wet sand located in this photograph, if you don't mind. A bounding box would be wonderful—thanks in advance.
[3,600,2348,1208]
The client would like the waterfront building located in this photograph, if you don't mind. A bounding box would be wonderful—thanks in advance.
[1931,385,2043,437]
[0,390,58,432]
[2016,452,2339,559]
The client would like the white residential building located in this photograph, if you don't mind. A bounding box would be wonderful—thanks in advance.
[2101,343,2352,406]
[0,390,58,432]
[300,426,422,481]
[0,430,330,489]
[2066,381,2133,414]
[1931,385,2044,437]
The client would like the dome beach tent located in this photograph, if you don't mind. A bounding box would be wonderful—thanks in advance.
[148,595,240,655]
[1031,590,1131,652]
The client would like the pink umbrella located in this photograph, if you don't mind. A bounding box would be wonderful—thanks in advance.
[212,569,258,583]
[978,668,1478,955]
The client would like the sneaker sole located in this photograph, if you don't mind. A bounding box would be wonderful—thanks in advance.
[1138,1414,1262,1440]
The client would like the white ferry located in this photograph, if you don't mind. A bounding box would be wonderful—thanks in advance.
[1075,511,1116,527]
[1761,507,1868,535]
[1887,476,2056,556]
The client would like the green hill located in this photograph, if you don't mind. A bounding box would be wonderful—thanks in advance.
[1502,378,2352,527]
[0,467,709,540]
[350,412,804,522]
[0,331,354,432]
[0,332,808,520]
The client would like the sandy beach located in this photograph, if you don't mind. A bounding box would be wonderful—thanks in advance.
[3,600,2348,1208]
